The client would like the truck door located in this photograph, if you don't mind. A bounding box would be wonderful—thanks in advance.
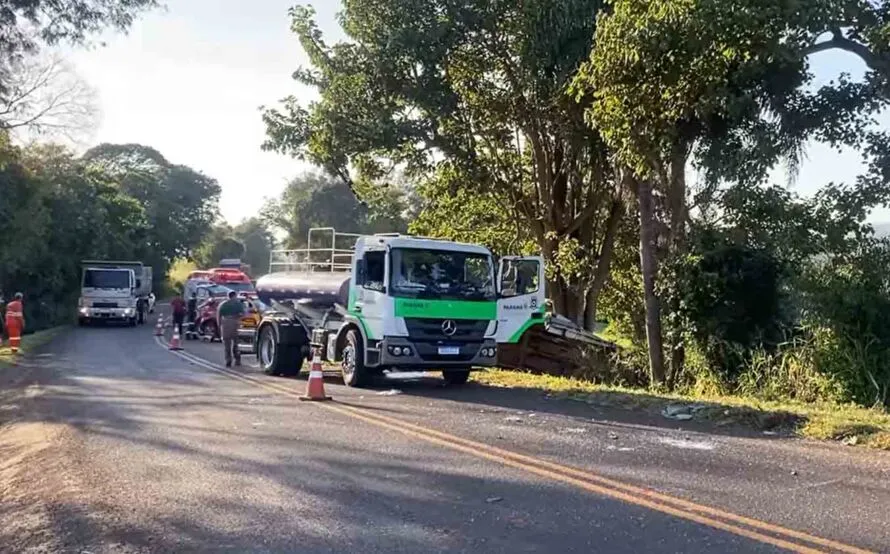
[496,256,547,344]
[350,248,387,341]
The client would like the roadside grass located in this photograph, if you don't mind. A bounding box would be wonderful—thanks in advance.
[0,327,65,367]
[472,369,890,451]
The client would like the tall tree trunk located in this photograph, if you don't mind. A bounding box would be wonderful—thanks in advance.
[637,177,665,385]
[666,139,689,388]
[584,199,621,331]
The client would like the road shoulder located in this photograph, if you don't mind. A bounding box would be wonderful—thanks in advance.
[0,328,100,553]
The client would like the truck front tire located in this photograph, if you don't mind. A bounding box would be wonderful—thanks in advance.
[443,369,471,386]
[341,329,370,387]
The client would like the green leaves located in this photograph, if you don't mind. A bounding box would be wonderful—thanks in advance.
[82,143,222,265]
[260,172,411,249]
[0,136,221,330]
[264,0,621,326]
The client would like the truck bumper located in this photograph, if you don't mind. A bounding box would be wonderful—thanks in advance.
[378,337,497,370]
[79,307,136,321]
[237,327,257,353]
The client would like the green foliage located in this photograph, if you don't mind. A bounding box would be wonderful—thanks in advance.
[677,231,788,379]
[193,224,244,270]
[410,163,536,257]
[0,0,158,100]
[192,218,275,277]
[233,218,276,277]
[0,135,217,330]
[261,172,408,248]
[82,143,222,279]
[263,1,622,326]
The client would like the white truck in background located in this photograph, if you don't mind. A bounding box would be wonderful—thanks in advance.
[78,260,153,326]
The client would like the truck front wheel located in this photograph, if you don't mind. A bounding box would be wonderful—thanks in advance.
[443,369,471,386]
[341,329,370,387]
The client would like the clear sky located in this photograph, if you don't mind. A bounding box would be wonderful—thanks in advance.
[62,1,889,225]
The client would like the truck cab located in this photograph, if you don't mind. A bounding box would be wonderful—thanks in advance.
[338,234,500,384]
[78,260,152,326]
[254,230,503,386]
[78,265,138,326]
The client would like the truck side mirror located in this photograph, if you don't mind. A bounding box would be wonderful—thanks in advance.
[136,279,142,289]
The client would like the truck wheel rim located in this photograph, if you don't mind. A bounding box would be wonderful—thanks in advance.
[261,334,275,367]
[342,346,355,378]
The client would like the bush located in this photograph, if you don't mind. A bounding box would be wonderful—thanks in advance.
[678,232,789,380]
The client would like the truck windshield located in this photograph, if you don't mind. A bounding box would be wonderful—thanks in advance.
[84,269,131,289]
[390,248,495,301]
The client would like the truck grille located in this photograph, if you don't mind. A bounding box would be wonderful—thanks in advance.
[93,302,118,309]
[404,318,488,342]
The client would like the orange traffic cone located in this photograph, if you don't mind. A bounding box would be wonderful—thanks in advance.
[154,315,164,336]
[168,328,182,351]
[300,349,331,401]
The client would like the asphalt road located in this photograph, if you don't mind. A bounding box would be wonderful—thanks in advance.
[2,316,889,553]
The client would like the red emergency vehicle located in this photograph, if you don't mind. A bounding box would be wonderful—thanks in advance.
[207,268,256,297]
[186,270,213,281]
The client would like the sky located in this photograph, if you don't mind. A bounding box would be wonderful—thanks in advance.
[60,1,890,225]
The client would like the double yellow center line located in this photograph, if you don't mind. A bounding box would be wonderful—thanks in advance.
[161,339,873,554]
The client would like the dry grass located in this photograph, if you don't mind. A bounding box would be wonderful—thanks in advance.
[472,369,890,451]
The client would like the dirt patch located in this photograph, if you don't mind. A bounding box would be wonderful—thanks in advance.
[0,348,93,553]
[0,420,73,553]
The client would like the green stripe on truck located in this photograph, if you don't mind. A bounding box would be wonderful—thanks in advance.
[394,298,497,320]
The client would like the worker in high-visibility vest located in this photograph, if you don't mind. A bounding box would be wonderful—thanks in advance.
[4,292,24,353]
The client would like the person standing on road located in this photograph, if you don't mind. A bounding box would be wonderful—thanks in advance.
[136,296,146,325]
[217,291,245,367]
[170,293,186,336]
[4,292,25,353]
[186,292,198,339]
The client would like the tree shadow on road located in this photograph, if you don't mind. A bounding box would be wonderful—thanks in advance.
[1,327,878,553]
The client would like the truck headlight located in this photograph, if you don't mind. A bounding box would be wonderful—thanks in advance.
[79,307,89,315]
[124,308,134,316]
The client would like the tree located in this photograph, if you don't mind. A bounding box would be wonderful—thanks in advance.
[0,0,158,61]
[233,217,275,277]
[574,0,888,384]
[262,1,622,329]
[0,136,150,328]
[0,52,99,144]
[260,171,405,248]
[193,223,244,269]
[81,143,221,278]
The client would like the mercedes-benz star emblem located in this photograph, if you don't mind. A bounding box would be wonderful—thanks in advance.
[441,319,457,336]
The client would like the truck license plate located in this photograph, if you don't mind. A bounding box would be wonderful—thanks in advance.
[438,346,460,355]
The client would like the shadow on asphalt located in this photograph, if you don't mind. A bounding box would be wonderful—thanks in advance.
[4,326,880,553]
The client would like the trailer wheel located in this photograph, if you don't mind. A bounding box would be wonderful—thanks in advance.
[341,329,369,387]
[442,369,471,386]
[259,325,303,377]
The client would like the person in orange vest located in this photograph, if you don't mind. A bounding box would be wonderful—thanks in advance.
[5,292,25,354]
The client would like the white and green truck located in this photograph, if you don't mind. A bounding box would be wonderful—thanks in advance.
[253,229,546,386]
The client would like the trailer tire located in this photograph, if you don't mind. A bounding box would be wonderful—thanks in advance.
[341,329,369,387]
[258,325,303,377]
[442,369,471,386]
